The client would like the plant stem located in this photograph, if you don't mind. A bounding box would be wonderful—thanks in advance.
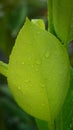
[47,0,56,35]
[35,114,55,130]
[0,61,8,77]
[55,112,63,130]
[35,118,49,130]
[47,0,53,32]
[48,118,55,130]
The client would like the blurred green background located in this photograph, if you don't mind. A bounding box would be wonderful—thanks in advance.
[0,0,47,130]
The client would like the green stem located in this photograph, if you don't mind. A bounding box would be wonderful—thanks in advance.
[47,0,53,32]
[35,116,55,130]
[0,61,8,77]
[35,118,49,130]
[55,112,63,130]
[47,0,56,35]
[48,118,55,130]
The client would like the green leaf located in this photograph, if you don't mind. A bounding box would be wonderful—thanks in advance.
[48,0,73,45]
[9,2,27,37]
[31,19,45,30]
[0,61,8,77]
[62,67,73,130]
[7,18,70,125]
[35,118,48,130]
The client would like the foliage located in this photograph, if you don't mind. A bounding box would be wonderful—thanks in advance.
[0,0,73,130]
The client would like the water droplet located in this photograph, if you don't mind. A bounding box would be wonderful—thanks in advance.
[18,86,21,90]
[45,52,49,58]
[36,60,41,65]
[28,57,31,61]
[42,103,45,106]
[25,79,29,83]
[37,31,40,34]
[30,84,33,87]
[41,84,45,88]
[22,62,24,65]
[31,64,34,68]
[35,67,39,72]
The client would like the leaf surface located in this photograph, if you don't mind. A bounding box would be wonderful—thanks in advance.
[8,18,70,121]
[53,0,73,44]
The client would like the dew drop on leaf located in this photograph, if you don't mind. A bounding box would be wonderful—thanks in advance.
[18,86,21,90]
[37,31,40,34]
[22,62,24,65]
[42,103,45,106]
[41,84,45,88]
[45,52,50,58]
[25,80,29,83]
[31,64,34,68]
[36,60,41,65]
[35,68,39,72]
